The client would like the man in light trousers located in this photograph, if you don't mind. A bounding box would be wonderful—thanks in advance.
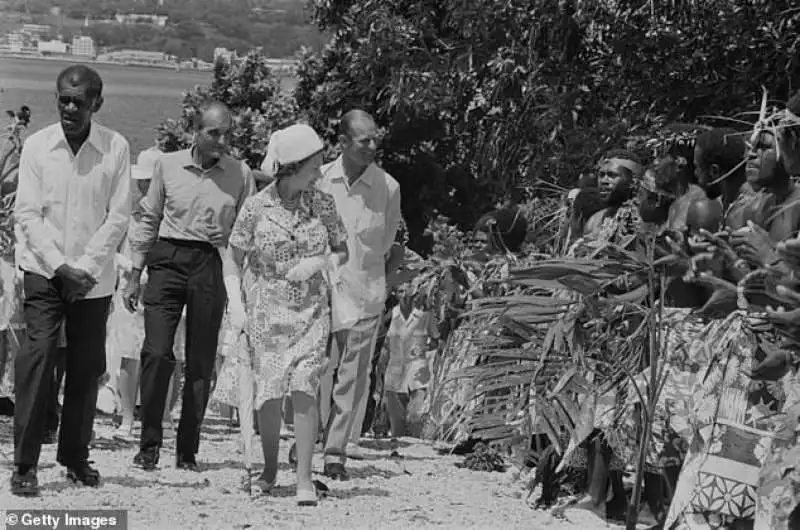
[318,109,404,479]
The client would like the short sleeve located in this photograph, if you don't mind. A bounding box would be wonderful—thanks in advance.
[314,190,347,249]
[229,195,259,251]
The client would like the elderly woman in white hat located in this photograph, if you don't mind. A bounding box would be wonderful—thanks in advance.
[222,124,348,505]
[108,147,183,440]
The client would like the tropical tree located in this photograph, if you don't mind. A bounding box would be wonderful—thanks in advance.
[155,49,298,169]
[294,0,800,251]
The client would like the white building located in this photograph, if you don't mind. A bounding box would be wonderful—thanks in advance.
[7,33,24,52]
[21,24,51,37]
[102,49,167,63]
[213,47,235,62]
[38,40,68,54]
[114,13,168,27]
[71,35,96,58]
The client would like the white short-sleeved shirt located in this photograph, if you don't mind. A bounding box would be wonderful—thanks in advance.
[317,156,402,326]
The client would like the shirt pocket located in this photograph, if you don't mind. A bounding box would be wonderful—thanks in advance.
[40,155,66,214]
[215,195,238,234]
[75,163,114,231]
[355,211,386,265]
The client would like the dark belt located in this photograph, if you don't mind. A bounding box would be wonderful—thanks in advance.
[158,237,216,252]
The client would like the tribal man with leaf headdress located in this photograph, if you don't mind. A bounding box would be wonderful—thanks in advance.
[744,89,800,530]
[581,149,644,245]
[538,148,648,522]
[664,90,800,530]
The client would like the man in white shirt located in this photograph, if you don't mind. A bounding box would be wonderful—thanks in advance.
[317,109,405,479]
[11,65,131,496]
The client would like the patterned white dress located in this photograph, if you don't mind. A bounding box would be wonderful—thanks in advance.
[228,183,346,407]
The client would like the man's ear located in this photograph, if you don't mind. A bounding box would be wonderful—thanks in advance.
[338,133,349,148]
[91,95,104,113]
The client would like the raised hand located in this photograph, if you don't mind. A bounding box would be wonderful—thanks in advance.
[749,345,794,382]
[731,221,778,268]
[776,237,800,271]
[764,305,800,330]
[692,271,739,319]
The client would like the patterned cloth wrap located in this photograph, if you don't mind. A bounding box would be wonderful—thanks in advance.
[620,307,708,473]
[752,370,800,529]
[666,311,783,529]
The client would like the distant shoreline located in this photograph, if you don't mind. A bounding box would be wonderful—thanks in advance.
[0,51,211,72]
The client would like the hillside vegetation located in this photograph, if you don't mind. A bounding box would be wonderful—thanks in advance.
[3,0,324,60]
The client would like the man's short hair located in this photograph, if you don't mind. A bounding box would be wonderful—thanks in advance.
[56,64,103,99]
[695,128,746,174]
[338,109,374,138]
[190,100,230,130]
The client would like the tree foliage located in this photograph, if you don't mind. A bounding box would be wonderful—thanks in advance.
[155,50,298,169]
[293,0,800,252]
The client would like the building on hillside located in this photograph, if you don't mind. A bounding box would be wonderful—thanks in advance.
[196,60,214,72]
[6,33,23,52]
[114,13,168,27]
[4,33,38,53]
[213,47,235,62]
[102,49,168,63]
[38,40,68,55]
[71,35,96,58]
[21,24,51,38]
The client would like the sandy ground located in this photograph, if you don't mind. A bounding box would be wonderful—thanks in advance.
[0,413,638,530]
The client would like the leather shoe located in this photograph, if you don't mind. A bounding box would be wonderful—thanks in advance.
[65,461,100,487]
[176,453,198,471]
[323,462,348,481]
[133,449,159,471]
[10,467,39,496]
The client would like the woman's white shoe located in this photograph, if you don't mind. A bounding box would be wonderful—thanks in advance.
[296,487,318,506]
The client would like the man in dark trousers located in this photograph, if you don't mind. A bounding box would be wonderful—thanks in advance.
[12,64,131,496]
[125,101,254,471]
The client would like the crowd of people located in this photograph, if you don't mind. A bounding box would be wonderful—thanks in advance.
[7,58,800,529]
[504,91,800,529]
[0,63,439,509]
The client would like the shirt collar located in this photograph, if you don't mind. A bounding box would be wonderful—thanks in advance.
[330,156,376,188]
[51,121,106,154]
[183,145,224,172]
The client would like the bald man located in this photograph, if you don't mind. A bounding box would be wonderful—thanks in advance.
[12,65,131,495]
[126,101,255,471]
[316,109,405,479]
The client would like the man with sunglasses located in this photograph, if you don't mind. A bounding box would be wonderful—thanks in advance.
[11,65,131,496]
[124,101,254,472]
